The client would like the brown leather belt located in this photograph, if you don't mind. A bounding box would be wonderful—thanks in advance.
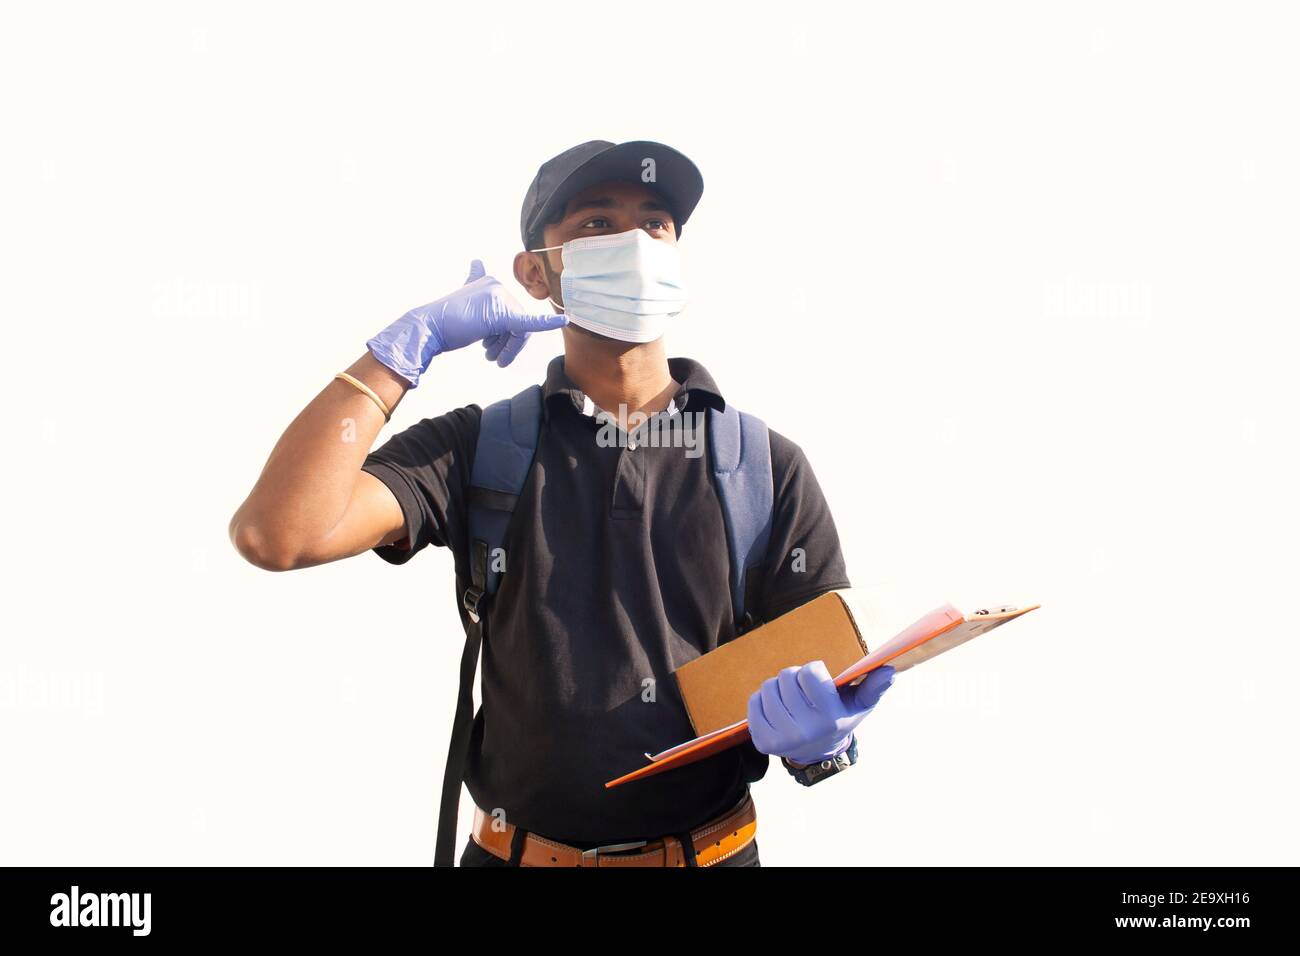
[469,791,757,867]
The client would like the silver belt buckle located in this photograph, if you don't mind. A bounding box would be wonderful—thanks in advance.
[580,839,649,865]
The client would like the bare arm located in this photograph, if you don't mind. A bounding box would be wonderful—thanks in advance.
[229,352,415,571]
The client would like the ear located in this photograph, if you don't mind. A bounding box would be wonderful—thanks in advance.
[513,250,555,303]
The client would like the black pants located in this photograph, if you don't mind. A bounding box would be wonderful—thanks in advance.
[459,834,761,867]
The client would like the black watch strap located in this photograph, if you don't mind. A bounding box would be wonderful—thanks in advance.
[783,735,858,787]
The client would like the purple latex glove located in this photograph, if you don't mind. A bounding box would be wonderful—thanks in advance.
[366,260,567,386]
[747,662,896,767]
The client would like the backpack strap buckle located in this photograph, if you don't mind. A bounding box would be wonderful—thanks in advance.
[462,585,485,624]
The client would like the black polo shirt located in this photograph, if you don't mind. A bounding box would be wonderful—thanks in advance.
[361,355,850,846]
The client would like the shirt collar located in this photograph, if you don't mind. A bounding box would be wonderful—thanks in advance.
[541,354,726,421]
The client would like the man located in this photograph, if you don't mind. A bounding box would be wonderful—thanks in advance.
[229,140,895,867]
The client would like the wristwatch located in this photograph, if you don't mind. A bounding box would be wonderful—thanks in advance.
[782,735,858,787]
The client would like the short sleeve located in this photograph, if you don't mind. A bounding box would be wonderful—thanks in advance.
[360,404,482,567]
[754,428,852,622]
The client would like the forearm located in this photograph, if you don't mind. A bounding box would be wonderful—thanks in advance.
[230,352,411,565]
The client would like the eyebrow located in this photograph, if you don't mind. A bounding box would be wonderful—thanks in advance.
[564,196,673,219]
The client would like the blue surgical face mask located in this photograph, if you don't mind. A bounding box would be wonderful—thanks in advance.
[530,227,689,343]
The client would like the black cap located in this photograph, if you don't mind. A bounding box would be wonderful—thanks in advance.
[519,140,704,248]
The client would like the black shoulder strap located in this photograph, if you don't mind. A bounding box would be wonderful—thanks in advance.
[434,384,543,867]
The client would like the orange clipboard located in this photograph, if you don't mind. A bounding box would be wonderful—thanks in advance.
[604,602,1040,789]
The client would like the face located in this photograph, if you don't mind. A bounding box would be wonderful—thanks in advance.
[514,180,677,313]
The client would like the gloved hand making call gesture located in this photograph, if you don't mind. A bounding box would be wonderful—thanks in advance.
[747,662,896,767]
[366,260,568,386]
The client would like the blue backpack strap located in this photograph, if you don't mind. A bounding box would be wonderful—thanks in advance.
[708,404,774,631]
[464,383,545,616]
[436,382,542,868]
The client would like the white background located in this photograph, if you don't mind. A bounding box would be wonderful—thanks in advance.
[2,1,1296,866]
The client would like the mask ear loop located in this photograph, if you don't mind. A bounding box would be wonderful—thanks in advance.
[527,245,566,313]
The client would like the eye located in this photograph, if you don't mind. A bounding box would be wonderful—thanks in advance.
[644,218,672,233]
[581,217,612,230]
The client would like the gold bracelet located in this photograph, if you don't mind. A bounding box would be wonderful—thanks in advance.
[334,371,392,422]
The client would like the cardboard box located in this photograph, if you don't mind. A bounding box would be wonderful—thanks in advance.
[673,590,869,737]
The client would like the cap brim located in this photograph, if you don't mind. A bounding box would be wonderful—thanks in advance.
[527,141,703,245]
